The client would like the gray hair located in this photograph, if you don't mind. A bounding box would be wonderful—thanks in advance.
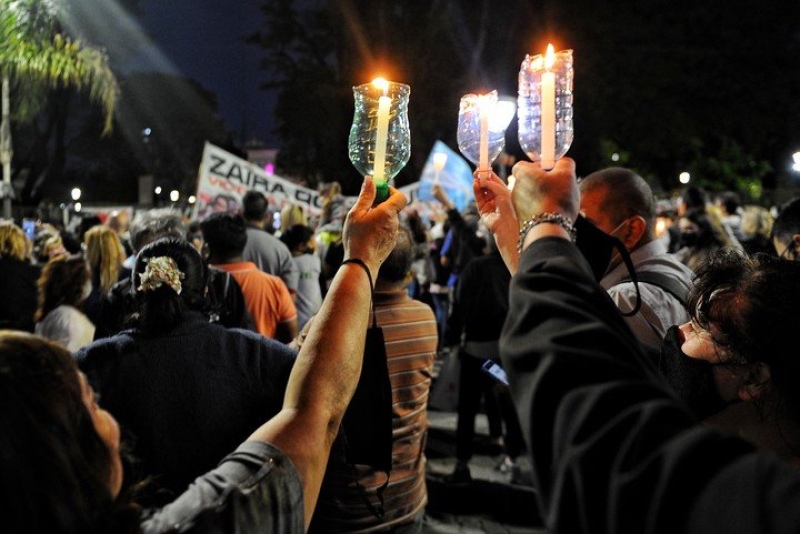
[129,208,186,253]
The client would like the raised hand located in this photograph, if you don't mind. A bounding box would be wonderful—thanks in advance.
[343,176,408,279]
[510,158,580,224]
[472,170,520,274]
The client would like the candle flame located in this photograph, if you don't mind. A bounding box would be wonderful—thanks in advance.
[372,77,389,95]
[433,152,448,171]
[545,44,555,70]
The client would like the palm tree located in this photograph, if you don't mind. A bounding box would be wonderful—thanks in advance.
[0,0,119,219]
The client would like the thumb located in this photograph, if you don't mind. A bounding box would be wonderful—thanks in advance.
[352,175,376,213]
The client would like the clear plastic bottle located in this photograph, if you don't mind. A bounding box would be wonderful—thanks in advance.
[517,49,574,168]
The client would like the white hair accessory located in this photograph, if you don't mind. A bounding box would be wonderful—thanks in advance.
[137,256,185,294]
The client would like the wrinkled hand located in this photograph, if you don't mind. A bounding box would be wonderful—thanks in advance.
[510,158,580,223]
[343,176,408,279]
[472,171,520,274]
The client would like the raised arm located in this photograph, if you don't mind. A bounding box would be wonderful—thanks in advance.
[499,159,800,534]
[247,176,407,528]
[472,170,520,273]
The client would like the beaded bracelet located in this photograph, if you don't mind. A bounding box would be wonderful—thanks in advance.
[517,212,577,253]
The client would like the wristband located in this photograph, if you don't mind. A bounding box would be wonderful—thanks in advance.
[517,212,576,253]
[340,258,377,326]
[340,258,374,293]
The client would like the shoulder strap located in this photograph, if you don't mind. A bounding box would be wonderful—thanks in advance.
[619,271,689,306]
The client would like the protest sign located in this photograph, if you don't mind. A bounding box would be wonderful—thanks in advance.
[192,142,325,220]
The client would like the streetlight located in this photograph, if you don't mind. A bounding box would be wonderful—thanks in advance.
[170,190,179,202]
[792,151,800,172]
[188,195,196,204]
[71,187,81,201]
[154,186,162,195]
[679,171,691,184]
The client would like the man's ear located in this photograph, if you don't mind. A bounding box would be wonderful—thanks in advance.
[738,362,771,402]
[625,216,648,248]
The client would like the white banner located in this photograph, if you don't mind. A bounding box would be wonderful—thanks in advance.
[192,142,326,221]
[192,142,447,225]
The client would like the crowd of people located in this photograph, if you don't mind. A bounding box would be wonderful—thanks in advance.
[3,158,800,533]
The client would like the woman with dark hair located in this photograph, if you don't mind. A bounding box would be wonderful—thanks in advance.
[0,177,408,532]
[35,254,95,351]
[673,207,737,272]
[0,333,133,533]
[75,237,298,505]
[280,224,322,330]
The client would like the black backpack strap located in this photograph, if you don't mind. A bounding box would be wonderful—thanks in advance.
[618,271,689,307]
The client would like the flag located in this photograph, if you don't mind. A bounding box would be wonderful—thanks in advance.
[414,140,475,212]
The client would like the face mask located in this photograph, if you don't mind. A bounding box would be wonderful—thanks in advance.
[575,214,624,282]
[575,215,642,315]
[658,325,730,420]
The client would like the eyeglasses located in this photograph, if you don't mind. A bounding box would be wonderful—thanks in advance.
[779,242,797,261]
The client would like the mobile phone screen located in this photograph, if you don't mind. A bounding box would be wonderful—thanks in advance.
[481,359,509,386]
[22,219,36,241]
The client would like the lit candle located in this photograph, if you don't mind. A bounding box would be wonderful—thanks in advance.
[479,94,490,172]
[433,152,448,185]
[372,78,391,189]
[540,44,556,170]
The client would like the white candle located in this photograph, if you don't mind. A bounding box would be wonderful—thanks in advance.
[433,152,447,185]
[541,44,556,170]
[479,94,490,172]
[372,78,391,186]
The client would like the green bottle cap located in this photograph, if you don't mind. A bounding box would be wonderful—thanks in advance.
[373,182,390,205]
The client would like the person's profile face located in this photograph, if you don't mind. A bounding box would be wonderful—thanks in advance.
[78,371,123,497]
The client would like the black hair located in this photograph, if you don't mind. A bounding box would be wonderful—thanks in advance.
[133,238,207,335]
[0,332,140,533]
[405,210,429,245]
[689,248,800,422]
[280,224,314,253]
[771,197,800,244]
[242,190,268,221]
[199,212,248,260]
[717,191,741,215]
[681,186,709,212]
[35,254,90,322]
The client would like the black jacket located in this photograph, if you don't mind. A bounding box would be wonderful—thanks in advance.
[501,237,800,533]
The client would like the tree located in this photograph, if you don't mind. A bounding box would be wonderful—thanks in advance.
[250,0,800,198]
[76,72,233,204]
[0,0,119,218]
[248,0,530,193]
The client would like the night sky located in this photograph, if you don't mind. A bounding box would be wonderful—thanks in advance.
[111,0,276,146]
